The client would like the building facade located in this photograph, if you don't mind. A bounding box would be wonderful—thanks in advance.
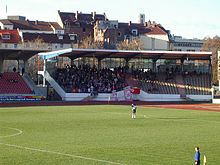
[170,35,204,51]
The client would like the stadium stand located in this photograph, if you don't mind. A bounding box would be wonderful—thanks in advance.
[130,68,179,94]
[53,64,128,94]
[0,72,33,94]
[183,72,211,95]
[128,68,211,95]
[52,62,211,97]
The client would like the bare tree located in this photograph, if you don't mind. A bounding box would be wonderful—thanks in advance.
[116,38,144,50]
[79,36,103,49]
[23,37,48,49]
[202,36,220,85]
[78,36,105,65]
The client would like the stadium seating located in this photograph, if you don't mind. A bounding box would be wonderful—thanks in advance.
[136,72,179,94]
[135,71,211,95]
[183,73,211,95]
[52,64,211,96]
[0,72,33,94]
[53,64,128,93]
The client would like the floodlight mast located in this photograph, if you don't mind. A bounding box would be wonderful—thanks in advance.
[38,48,73,86]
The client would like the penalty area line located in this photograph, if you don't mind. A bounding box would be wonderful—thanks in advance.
[0,142,126,165]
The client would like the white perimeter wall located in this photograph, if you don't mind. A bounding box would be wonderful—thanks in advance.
[63,90,212,102]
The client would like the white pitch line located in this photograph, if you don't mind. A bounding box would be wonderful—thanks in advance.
[0,127,23,138]
[0,142,126,165]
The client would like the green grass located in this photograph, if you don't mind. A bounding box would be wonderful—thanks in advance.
[0,105,220,165]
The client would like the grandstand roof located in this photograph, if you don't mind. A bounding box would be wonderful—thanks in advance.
[61,48,212,61]
[0,48,212,61]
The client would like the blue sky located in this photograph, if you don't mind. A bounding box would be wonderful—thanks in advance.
[1,0,220,39]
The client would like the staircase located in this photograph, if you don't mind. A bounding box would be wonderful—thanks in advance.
[23,73,46,96]
[38,71,66,100]
[175,74,187,99]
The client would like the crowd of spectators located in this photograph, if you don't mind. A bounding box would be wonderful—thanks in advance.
[54,64,128,94]
[131,68,156,81]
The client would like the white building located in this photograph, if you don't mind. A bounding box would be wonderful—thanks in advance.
[171,36,204,51]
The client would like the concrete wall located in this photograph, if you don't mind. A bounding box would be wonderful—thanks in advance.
[213,99,220,104]
[63,90,212,102]
[140,35,169,50]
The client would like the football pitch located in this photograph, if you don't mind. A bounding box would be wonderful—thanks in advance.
[0,105,220,165]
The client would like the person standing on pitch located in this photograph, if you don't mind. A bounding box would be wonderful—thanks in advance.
[194,146,200,165]
[131,104,137,119]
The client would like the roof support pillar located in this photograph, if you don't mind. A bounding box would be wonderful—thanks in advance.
[152,59,158,72]
[43,59,47,87]
[125,58,131,67]
[70,59,74,66]
[208,58,212,74]
[17,59,20,73]
[181,58,185,72]
[0,57,4,73]
[97,58,102,70]
[23,59,28,75]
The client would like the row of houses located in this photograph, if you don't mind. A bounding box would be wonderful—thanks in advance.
[0,11,204,51]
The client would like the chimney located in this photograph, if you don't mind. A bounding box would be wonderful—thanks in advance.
[147,20,151,27]
[129,21,132,26]
[103,12,107,21]
[139,14,145,24]
[152,21,156,27]
[93,11,96,20]
[76,11,79,20]
[35,20,38,25]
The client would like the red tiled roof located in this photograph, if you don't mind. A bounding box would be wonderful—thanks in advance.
[77,13,93,23]
[58,11,105,25]
[0,19,62,31]
[118,22,168,35]
[59,12,77,25]
[50,22,63,30]
[147,25,167,35]
[0,29,21,43]
[0,19,13,25]
[22,33,75,44]
[94,14,106,21]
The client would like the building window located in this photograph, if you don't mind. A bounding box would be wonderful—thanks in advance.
[65,22,70,28]
[83,28,86,32]
[69,34,76,41]
[14,44,17,48]
[132,29,138,36]
[2,34,10,40]
[124,35,130,40]
[57,30,62,34]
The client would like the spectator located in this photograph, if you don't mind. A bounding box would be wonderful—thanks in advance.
[53,64,128,94]
[13,67,16,72]
[22,68,25,76]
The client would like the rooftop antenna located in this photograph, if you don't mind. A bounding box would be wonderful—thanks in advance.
[6,4,8,18]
